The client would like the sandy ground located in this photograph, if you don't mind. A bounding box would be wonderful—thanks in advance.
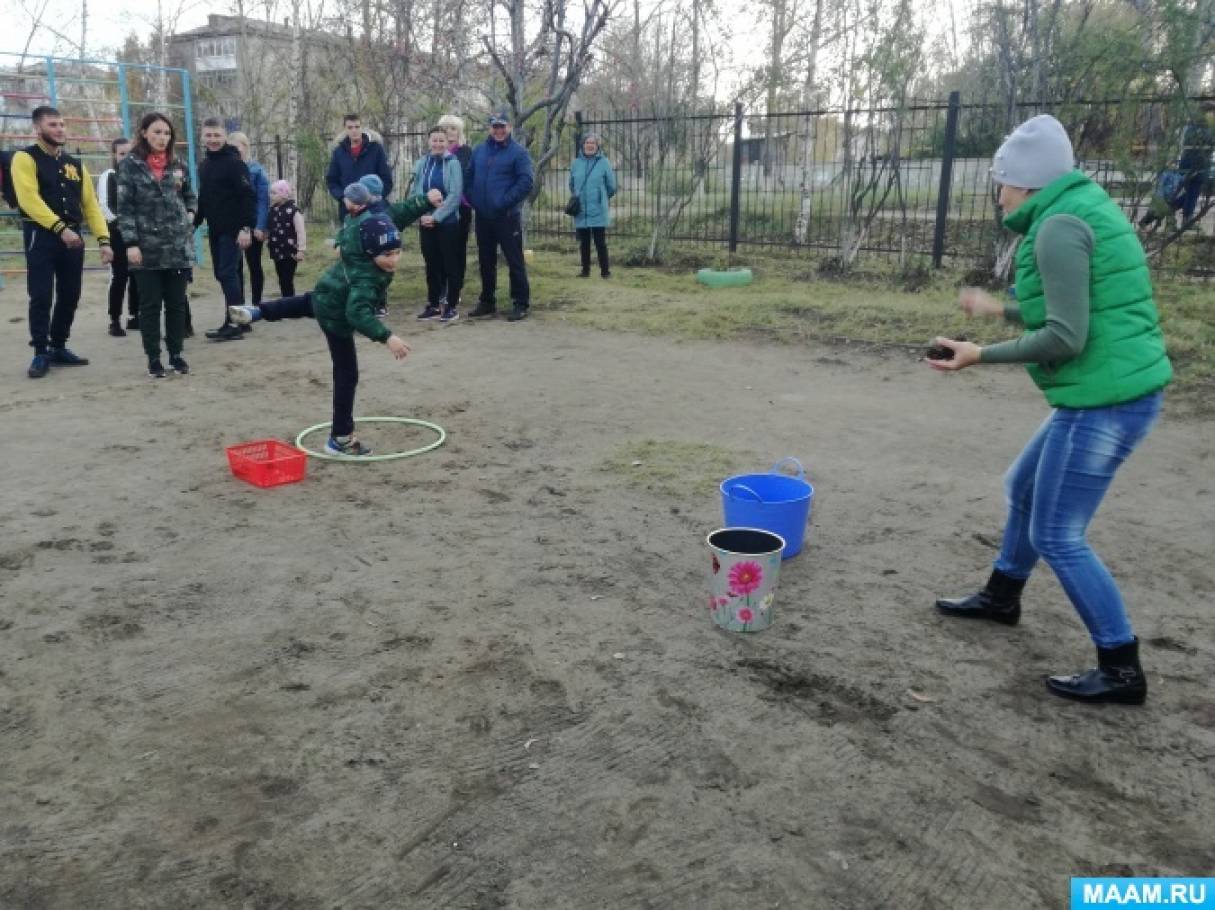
[1,270,1213,910]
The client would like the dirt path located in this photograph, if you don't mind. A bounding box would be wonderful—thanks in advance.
[1,277,1213,909]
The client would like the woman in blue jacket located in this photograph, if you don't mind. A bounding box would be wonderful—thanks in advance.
[412,125,464,322]
[569,133,617,277]
[229,132,270,305]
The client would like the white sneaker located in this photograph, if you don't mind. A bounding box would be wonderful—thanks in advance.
[227,305,258,325]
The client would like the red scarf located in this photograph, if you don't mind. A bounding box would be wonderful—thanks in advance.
[146,150,168,180]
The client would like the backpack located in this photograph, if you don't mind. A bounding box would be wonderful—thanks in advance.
[0,149,20,209]
[1155,168,1185,206]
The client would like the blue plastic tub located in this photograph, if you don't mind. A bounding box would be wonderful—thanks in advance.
[720,457,814,559]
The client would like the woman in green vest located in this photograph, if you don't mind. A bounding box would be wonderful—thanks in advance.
[929,114,1172,706]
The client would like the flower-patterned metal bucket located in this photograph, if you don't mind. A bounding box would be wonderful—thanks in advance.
[706,527,786,633]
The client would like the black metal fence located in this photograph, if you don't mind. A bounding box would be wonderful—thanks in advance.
[256,91,1215,276]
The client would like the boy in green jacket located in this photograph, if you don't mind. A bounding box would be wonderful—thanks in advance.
[228,182,437,457]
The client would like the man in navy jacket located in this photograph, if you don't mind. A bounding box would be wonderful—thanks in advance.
[467,110,534,321]
[325,114,394,223]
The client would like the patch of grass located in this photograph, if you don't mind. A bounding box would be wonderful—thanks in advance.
[527,246,1213,395]
[285,222,1212,397]
[600,439,753,500]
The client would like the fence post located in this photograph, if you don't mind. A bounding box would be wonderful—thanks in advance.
[574,110,583,153]
[275,135,284,179]
[729,101,743,254]
[931,90,962,268]
[117,64,131,137]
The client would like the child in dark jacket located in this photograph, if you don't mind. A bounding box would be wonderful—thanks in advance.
[266,179,307,296]
[228,182,435,457]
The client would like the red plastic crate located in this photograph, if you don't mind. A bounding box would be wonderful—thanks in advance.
[226,439,307,488]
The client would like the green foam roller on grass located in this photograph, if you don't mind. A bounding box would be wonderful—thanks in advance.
[696,267,753,288]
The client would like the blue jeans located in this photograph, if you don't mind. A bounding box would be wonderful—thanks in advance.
[208,231,245,318]
[994,390,1164,648]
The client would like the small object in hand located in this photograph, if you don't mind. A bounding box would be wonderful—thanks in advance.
[925,344,954,361]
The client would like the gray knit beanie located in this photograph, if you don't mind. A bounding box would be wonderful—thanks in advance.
[344,181,373,206]
[992,114,1075,189]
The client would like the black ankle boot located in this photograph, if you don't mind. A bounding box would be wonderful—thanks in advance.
[1046,638,1147,705]
[935,569,1025,625]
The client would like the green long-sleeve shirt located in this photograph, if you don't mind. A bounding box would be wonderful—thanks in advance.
[980,214,1093,365]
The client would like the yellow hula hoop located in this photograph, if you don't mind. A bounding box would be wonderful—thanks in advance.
[295,417,447,462]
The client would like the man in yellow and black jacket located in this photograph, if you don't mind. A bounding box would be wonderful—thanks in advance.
[11,106,113,378]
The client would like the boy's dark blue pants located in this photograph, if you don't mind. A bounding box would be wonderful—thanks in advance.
[260,293,358,437]
[208,232,245,320]
[474,211,529,309]
[24,222,84,353]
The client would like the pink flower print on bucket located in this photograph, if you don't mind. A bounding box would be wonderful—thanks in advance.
[728,561,763,597]
[736,606,755,625]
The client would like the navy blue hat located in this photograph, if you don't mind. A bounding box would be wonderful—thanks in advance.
[360,215,401,257]
[488,110,511,126]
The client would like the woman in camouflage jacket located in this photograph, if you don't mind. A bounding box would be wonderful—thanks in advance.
[117,112,198,377]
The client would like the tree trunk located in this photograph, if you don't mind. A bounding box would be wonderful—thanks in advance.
[793,0,824,244]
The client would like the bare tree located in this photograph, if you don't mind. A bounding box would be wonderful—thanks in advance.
[481,0,618,200]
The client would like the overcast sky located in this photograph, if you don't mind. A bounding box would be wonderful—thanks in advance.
[2,0,964,100]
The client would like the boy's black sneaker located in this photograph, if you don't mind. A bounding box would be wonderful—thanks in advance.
[125,317,139,330]
[169,356,190,375]
[507,305,529,322]
[439,305,459,323]
[416,304,441,320]
[28,354,50,378]
[48,347,89,365]
[469,302,497,319]
[108,321,126,337]
[205,324,244,341]
[325,434,372,458]
[147,359,167,379]
[375,304,389,319]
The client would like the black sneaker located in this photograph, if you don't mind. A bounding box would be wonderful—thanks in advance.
[439,305,459,323]
[375,304,389,319]
[125,317,140,330]
[169,355,190,375]
[205,324,244,341]
[416,304,441,320]
[48,347,89,366]
[108,321,126,337]
[325,434,372,457]
[28,353,50,378]
[507,305,529,322]
[469,302,497,319]
[148,359,167,378]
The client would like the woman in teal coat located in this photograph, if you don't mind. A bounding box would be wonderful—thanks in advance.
[569,133,617,277]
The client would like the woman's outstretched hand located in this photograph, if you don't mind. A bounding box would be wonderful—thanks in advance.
[926,337,981,371]
[958,286,1004,318]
